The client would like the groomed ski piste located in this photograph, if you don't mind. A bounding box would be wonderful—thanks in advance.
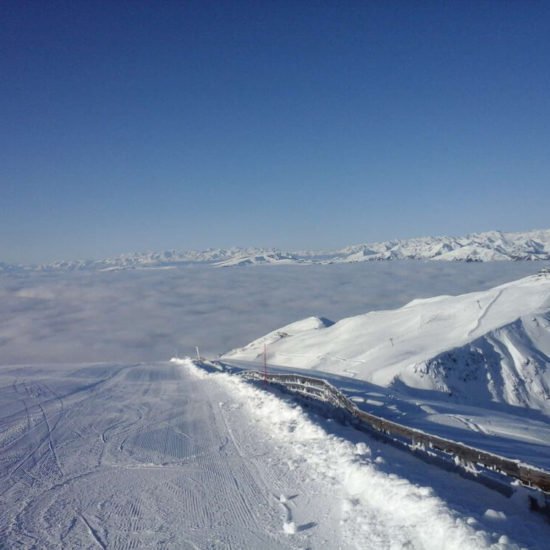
[1,272,550,548]
[1,358,548,549]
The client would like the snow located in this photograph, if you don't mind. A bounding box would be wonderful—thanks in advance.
[176,359,550,549]
[214,251,302,268]
[2,228,550,272]
[433,245,511,262]
[2,260,550,547]
[283,521,297,535]
[224,273,550,411]
[2,353,548,548]
[232,316,334,353]
[223,272,550,471]
[0,361,349,548]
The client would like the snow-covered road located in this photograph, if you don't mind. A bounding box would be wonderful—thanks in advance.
[1,361,549,548]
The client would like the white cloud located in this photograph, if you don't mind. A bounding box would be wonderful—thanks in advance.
[0,261,546,365]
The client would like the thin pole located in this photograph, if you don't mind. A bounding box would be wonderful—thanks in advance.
[263,343,267,385]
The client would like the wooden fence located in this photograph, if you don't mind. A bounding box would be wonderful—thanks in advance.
[234,368,550,502]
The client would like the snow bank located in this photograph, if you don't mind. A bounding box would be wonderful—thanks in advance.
[178,359,519,549]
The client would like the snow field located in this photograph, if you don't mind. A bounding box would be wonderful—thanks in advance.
[1,362,349,548]
[182,359,530,549]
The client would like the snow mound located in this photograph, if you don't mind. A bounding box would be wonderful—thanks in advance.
[224,273,550,413]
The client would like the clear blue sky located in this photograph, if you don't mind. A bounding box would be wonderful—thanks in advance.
[1,1,549,263]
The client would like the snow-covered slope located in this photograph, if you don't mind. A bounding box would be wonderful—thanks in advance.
[4,361,547,549]
[2,229,550,272]
[333,229,550,263]
[229,316,335,353]
[224,271,550,414]
[213,251,302,267]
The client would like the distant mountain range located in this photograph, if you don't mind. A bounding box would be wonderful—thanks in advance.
[3,229,550,273]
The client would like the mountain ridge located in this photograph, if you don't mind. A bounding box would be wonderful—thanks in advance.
[223,271,550,414]
[3,228,550,272]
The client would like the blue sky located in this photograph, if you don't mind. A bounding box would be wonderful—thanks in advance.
[1,1,549,263]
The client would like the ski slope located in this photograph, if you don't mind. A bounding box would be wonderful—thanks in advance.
[224,273,550,413]
[2,360,549,548]
[0,361,344,548]
[223,273,550,473]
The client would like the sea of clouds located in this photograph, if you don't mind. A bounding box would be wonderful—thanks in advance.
[0,261,547,365]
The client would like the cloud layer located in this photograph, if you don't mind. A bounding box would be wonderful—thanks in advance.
[0,262,547,365]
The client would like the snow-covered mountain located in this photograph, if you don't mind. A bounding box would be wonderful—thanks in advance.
[213,251,303,267]
[3,229,550,272]
[334,229,550,263]
[224,270,550,414]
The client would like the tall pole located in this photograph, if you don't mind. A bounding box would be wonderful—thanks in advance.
[263,343,267,385]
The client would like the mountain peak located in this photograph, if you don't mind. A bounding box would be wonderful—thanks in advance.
[2,228,550,272]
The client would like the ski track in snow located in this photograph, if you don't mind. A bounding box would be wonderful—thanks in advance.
[0,361,342,549]
[468,289,505,338]
[1,360,549,548]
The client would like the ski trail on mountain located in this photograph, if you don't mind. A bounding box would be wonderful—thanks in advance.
[468,289,504,338]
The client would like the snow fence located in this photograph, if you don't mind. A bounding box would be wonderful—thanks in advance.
[203,360,550,513]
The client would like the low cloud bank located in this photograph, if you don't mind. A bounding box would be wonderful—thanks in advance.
[0,261,546,365]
